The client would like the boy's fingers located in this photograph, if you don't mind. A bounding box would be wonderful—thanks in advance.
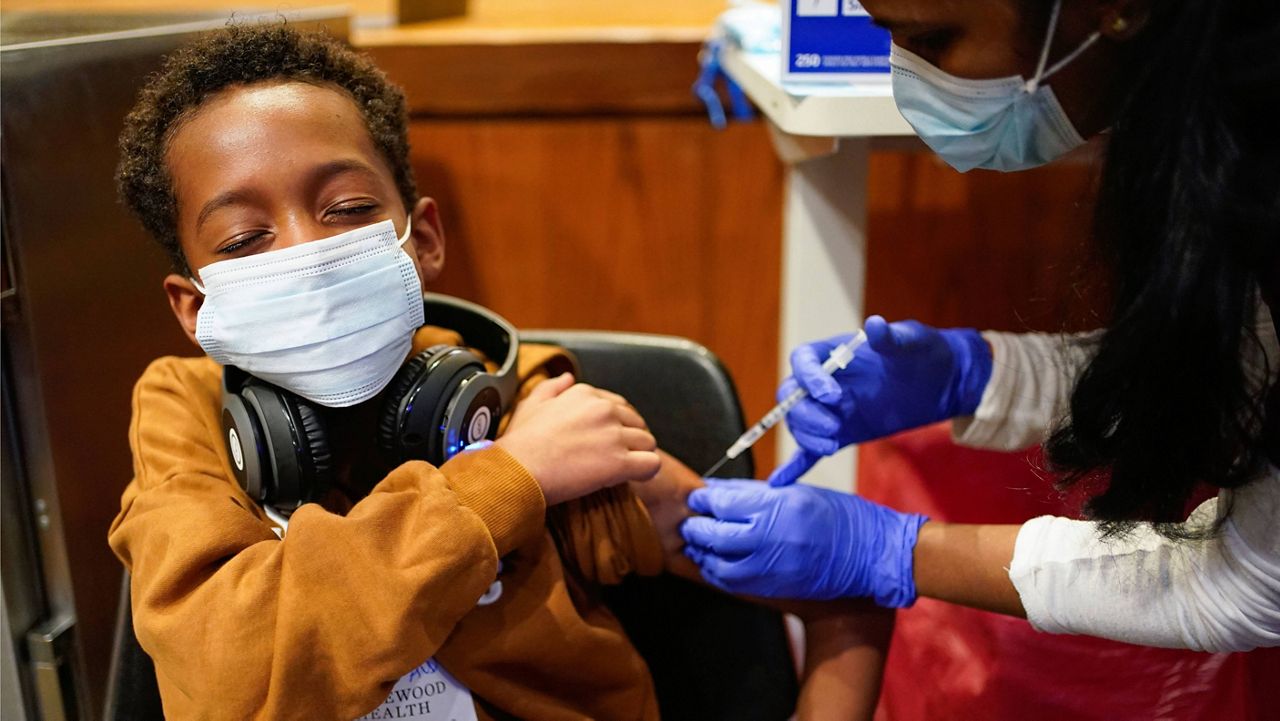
[621,427,657,452]
[611,401,649,430]
[625,450,662,481]
[592,388,630,406]
[530,372,575,401]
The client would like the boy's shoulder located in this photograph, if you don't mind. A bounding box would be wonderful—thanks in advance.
[134,354,223,408]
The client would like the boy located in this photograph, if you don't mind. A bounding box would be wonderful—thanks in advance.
[110,23,887,720]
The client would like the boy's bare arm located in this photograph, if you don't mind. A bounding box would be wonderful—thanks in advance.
[630,452,891,721]
[627,450,704,578]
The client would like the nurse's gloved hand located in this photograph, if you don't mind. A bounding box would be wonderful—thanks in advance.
[769,316,991,486]
[681,480,927,606]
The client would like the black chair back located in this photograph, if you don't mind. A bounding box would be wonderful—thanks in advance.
[104,571,163,721]
[523,330,798,721]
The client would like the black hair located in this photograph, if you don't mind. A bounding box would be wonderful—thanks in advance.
[116,22,417,275]
[1044,0,1280,537]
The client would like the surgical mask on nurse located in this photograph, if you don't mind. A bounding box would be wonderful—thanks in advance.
[190,217,425,407]
[889,0,1101,172]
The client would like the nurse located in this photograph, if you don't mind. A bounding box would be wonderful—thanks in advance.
[682,0,1279,651]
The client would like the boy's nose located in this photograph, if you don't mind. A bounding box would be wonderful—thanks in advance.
[276,217,336,249]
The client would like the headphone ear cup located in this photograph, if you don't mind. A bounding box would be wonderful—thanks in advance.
[377,348,438,467]
[222,390,269,503]
[379,346,485,467]
[236,383,298,508]
[235,382,331,513]
[286,395,333,502]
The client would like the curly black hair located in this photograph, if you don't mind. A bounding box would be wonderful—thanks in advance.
[116,22,417,275]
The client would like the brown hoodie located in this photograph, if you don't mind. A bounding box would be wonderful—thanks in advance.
[109,326,665,720]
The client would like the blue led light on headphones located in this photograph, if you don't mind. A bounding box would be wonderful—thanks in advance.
[444,427,463,460]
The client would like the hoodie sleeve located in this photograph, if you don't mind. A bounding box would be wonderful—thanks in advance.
[510,345,665,585]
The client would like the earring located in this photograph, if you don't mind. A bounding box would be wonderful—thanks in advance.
[1111,16,1130,33]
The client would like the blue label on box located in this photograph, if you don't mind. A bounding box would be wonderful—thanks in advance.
[786,0,891,78]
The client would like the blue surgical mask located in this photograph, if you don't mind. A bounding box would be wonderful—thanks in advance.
[192,217,424,407]
[889,0,1100,172]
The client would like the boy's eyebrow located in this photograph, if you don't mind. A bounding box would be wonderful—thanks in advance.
[308,158,384,191]
[195,190,253,232]
[194,159,384,232]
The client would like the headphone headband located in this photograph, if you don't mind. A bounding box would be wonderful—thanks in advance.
[421,292,519,404]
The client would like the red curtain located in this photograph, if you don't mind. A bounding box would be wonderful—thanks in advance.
[859,424,1280,721]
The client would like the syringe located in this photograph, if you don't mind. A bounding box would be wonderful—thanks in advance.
[702,330,867,478]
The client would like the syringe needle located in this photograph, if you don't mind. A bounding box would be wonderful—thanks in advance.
[700,330,868,480]
[702,455,731,478]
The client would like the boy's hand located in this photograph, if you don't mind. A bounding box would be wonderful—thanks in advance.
[497,373,661,506]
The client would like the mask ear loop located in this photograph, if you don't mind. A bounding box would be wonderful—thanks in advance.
[191,274,207,295]
[398,214,414,247]
[1025,0,1101,93]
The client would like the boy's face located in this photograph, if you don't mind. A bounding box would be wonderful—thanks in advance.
[161,80,443,346]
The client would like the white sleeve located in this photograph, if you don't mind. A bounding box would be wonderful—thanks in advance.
[954,305,1277,452]
[1008,468,1280,652]
[950,330,1101,451]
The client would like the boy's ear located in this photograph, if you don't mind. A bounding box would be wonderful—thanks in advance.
[163,274,204,348]
[408,196,446,286]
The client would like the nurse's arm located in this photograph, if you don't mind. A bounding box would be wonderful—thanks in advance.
[632,452,892,721]
[913,488,1280,652]
[913,521,1026,617]
[632,452,1023,617]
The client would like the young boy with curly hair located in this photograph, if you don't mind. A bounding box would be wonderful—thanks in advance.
[110,22,889,720]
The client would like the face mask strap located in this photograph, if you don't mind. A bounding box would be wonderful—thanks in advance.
[191,275,206,295]
[1027,0,1062,92]
[1040,31,1101,85]
[1025,0,1101,93]
[398,214,414,247]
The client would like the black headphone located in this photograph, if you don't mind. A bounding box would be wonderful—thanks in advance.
[220,293,521,515]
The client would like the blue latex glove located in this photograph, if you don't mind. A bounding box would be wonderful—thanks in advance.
[770,315,992,486]
[681,479,928,607]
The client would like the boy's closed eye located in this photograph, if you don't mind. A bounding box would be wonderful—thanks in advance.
[207,199,388,259]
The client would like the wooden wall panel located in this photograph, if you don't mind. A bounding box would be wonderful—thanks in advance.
[408,117,787,452]
[367,41,706,117]
[865,149,1105,334]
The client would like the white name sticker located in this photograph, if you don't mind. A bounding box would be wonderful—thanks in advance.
[355,659,478,721]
